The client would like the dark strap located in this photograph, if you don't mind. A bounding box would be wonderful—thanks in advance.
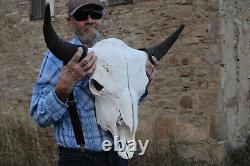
[67,92,85,148]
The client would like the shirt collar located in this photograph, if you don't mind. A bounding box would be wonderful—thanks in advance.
[71,35,82,45]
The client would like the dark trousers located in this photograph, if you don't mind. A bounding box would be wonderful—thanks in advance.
[58,146,128,166]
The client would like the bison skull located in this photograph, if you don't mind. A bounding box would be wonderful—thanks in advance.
[89,38,148,158]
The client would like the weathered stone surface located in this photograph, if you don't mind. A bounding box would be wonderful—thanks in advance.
[181,57,189,65]
[153,114,177,140]
[182,37,200,45]
[176,123,208,142]
[168,56,180,67]
[198,92,218,111]
[180,96,193,109]
[176,143,211,162]
[174,0,193,5]
[209,113,219,139]
[178,67,194,77]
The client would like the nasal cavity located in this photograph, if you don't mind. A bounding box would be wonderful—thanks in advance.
[90,79,104,92]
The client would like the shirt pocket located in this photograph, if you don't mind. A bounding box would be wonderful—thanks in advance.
[74,92,95,112]
[74,79,95,112]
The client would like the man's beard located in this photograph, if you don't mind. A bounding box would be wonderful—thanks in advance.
[75,25,103,47]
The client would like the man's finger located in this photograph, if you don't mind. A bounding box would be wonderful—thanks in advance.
[79,51,94,67]
[146,62,150,70]
[71,47,83,63]
[146,68,152,76]
[147,61,154,70]
[146,68,149,76]
[86,64,96,76]
[152,56,159,66]
[150,62,155,69]
[82,54,96,71]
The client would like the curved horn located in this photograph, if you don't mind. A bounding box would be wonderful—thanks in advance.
[142,24,185,62]
[43,3,88,64]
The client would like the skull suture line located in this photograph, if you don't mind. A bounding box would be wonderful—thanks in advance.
[43,3,184,159]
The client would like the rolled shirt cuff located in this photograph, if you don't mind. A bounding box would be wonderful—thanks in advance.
[45,89,69,121]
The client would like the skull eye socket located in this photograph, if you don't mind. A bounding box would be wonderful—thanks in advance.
[92,79,103,91]
[89,79,104,96]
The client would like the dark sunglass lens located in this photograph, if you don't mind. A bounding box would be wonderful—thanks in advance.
[89,12,103,20]
[73,11,88,21]
[73,10,103,21]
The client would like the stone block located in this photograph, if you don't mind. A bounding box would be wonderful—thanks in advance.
[178,67,194,77]
[190,56,203,65]
[153,113,177,140]
[181,57,189,65]
[176,143,211,162]
[176,123,208,143]
[198,92,219,112]
[180,96,193,109]
[182,37,200,45]
[174,0,192,5]
[197,80,209,89]
[167,56,180,67]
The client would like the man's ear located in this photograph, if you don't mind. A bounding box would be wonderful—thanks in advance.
[67,16,73,30]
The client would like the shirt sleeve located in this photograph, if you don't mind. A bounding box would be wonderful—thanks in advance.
[29,51,68,128]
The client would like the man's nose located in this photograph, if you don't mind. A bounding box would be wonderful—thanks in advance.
[86,15,94,24]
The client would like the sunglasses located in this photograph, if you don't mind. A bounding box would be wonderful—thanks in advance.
[73,10,103,21]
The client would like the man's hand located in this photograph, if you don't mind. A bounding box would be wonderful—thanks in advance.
[146,56,159,89]
[55,47,97,102]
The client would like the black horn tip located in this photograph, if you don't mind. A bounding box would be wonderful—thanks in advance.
[176,24,185,35]
[44,2,51,27]
[180,24,185,31]
[140,24,185,62]
[45,2,50,8]
[172,24,185,38]
[45,3,50,18]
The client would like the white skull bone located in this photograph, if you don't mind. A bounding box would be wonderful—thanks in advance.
[89,38,149,159]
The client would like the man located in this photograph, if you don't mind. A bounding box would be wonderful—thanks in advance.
[30,0,158,165]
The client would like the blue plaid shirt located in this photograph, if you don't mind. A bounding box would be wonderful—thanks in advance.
[30,36,148,151]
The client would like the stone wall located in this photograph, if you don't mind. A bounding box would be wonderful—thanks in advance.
[0,0,249,165]
[102,0,224,165]
[219,0,250,149]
